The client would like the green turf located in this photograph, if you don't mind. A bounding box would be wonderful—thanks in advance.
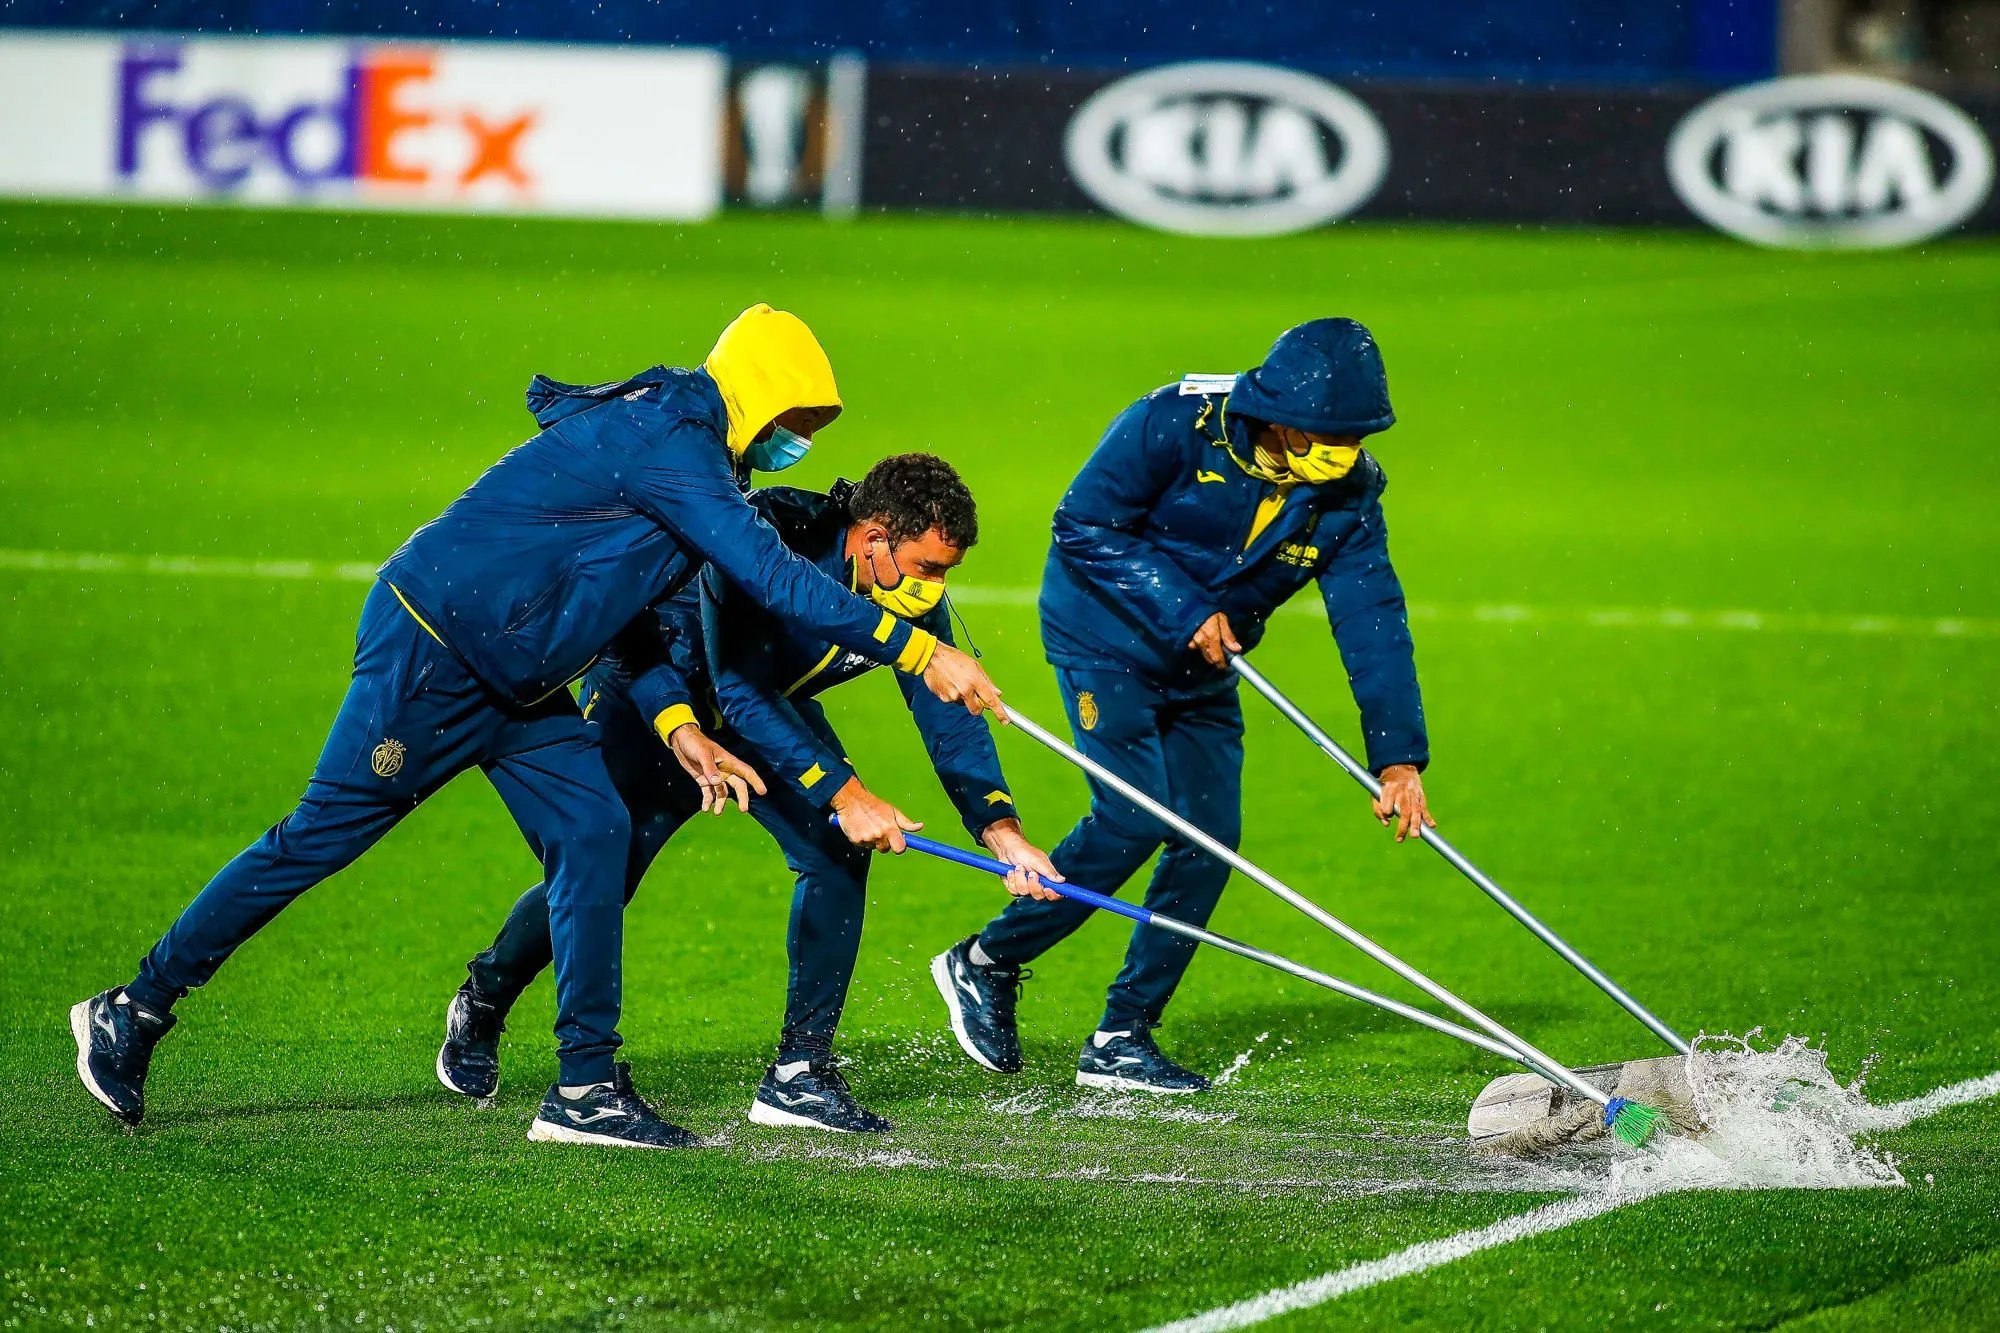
[2,201,1998,1330]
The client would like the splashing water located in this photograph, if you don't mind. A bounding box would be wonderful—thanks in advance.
[1213,1031,1273,1087]
[1524,1031,1905,1197]
[1660,1031,1898,1188]
[731,1030,1914,1203]
[1212,1051,1254,1086]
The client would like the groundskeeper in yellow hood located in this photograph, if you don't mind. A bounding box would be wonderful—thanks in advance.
[704,304,843,468]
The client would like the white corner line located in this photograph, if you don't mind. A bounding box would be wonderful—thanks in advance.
[3,547,1993,642]
[1139,1071,2000,1333]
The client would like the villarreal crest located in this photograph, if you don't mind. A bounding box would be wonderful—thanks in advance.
[371,738,407,778]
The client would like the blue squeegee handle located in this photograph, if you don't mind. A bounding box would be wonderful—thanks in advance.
[899,832,1144,921]
[876,826,1525,1065]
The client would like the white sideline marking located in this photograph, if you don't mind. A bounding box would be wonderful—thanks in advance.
[0,548,377,583]
[4,547,1994,642]
[948,586,2000,640]
[1856,1070,2000,1132]
[1144,1190,1644,1333]
[1140,1070,2000,1333]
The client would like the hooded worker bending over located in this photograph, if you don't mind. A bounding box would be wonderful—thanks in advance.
[70,305,1004,1150]
[438,454,1061,1133]
[932,318,1433,1093]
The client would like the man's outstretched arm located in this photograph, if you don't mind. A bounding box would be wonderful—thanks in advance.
[600,610,766,814]
[1317,500,1433,842]
[624,426,1006,718]
[699,569,926,852]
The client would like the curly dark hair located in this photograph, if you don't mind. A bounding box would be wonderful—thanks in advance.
[848,453,979,550]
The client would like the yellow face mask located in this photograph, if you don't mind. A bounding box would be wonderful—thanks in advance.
[1287,442,1362,484]
[861,545,946,620]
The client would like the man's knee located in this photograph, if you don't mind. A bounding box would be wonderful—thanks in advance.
[551,798,632,892]
[1075,800,1170,856]
[267,797,396,870]
[1154,837,1235,920]
[792,871,866,942]
[1173,762,1242,849]
[790,838,870,897]
[1165,806,1240,855]
[622,808,683,898]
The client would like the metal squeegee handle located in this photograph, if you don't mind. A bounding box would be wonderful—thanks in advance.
[896,829,1524,1065]
[1227,655,1692,1057]
[1002,707,1611,1108]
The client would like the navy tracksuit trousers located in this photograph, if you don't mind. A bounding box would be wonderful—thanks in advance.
[125,581,632,1085]
[467,675,871,1060]
[976,665,1243,1030]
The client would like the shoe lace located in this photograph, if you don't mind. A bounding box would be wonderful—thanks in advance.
[989,966,1032,1022]
[107,1004,164,1076]
[113,1026,154,1079]
[606,1062,662,1118]
[462,992,507,1040]
[807,1057,854,1100]
[1121,1020,1166,1058]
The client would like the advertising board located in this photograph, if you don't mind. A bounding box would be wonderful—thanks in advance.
[0,32,725,219]
[6,37,1997,246]
[860,61,2000,246]
[1667,74,1994,248]
[1063,62,1388,237]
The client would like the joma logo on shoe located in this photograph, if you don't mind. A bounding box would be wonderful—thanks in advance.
[564,1106,628,1125]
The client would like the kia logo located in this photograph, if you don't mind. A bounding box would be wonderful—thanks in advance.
[1065,62,1388,237]
[1667,74,1993,248]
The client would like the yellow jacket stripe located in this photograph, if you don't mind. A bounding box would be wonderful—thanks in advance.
[388,583,448,647]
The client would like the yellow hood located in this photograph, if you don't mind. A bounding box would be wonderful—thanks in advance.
[703,304,842,456]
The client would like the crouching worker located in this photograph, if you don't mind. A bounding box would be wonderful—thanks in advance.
[933,319,1436,1093]
[71,304,1006,1150]
[439,454,1061,1134]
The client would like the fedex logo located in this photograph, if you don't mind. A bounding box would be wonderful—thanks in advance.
[115,42,536,197]
[0,33,721,219]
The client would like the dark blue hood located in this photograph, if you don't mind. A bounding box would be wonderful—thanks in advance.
[1230,318,1394,437]
[525,366,674,428]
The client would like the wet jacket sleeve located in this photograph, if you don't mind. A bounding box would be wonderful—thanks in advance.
[623,417,937,676]
[1049,400,1217,652]
[893,609,1020,840]
[700,569,853,806]
[1316,494,1428,773]
[599,606,701,740]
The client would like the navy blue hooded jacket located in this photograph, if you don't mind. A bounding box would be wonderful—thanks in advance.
[589,484,1019,843]
[1039,319,1427,772]
[377,367,932,710]
[700,485,1017,837]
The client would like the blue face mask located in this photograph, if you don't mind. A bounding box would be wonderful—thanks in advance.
[744,425,812,473]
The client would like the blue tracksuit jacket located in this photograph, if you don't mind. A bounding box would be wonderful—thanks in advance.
[1038,381,1427,773]
[696,485,1018,837]
[378,366,929,710]
[589,483,1014,838]
[466,482,1017,1060]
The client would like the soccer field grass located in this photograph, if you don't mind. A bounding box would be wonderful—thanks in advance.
[4,201,1999,1330]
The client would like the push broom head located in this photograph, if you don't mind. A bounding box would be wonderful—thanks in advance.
[1604,1095,1667,1147]
[1470,1059,1697,1156]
